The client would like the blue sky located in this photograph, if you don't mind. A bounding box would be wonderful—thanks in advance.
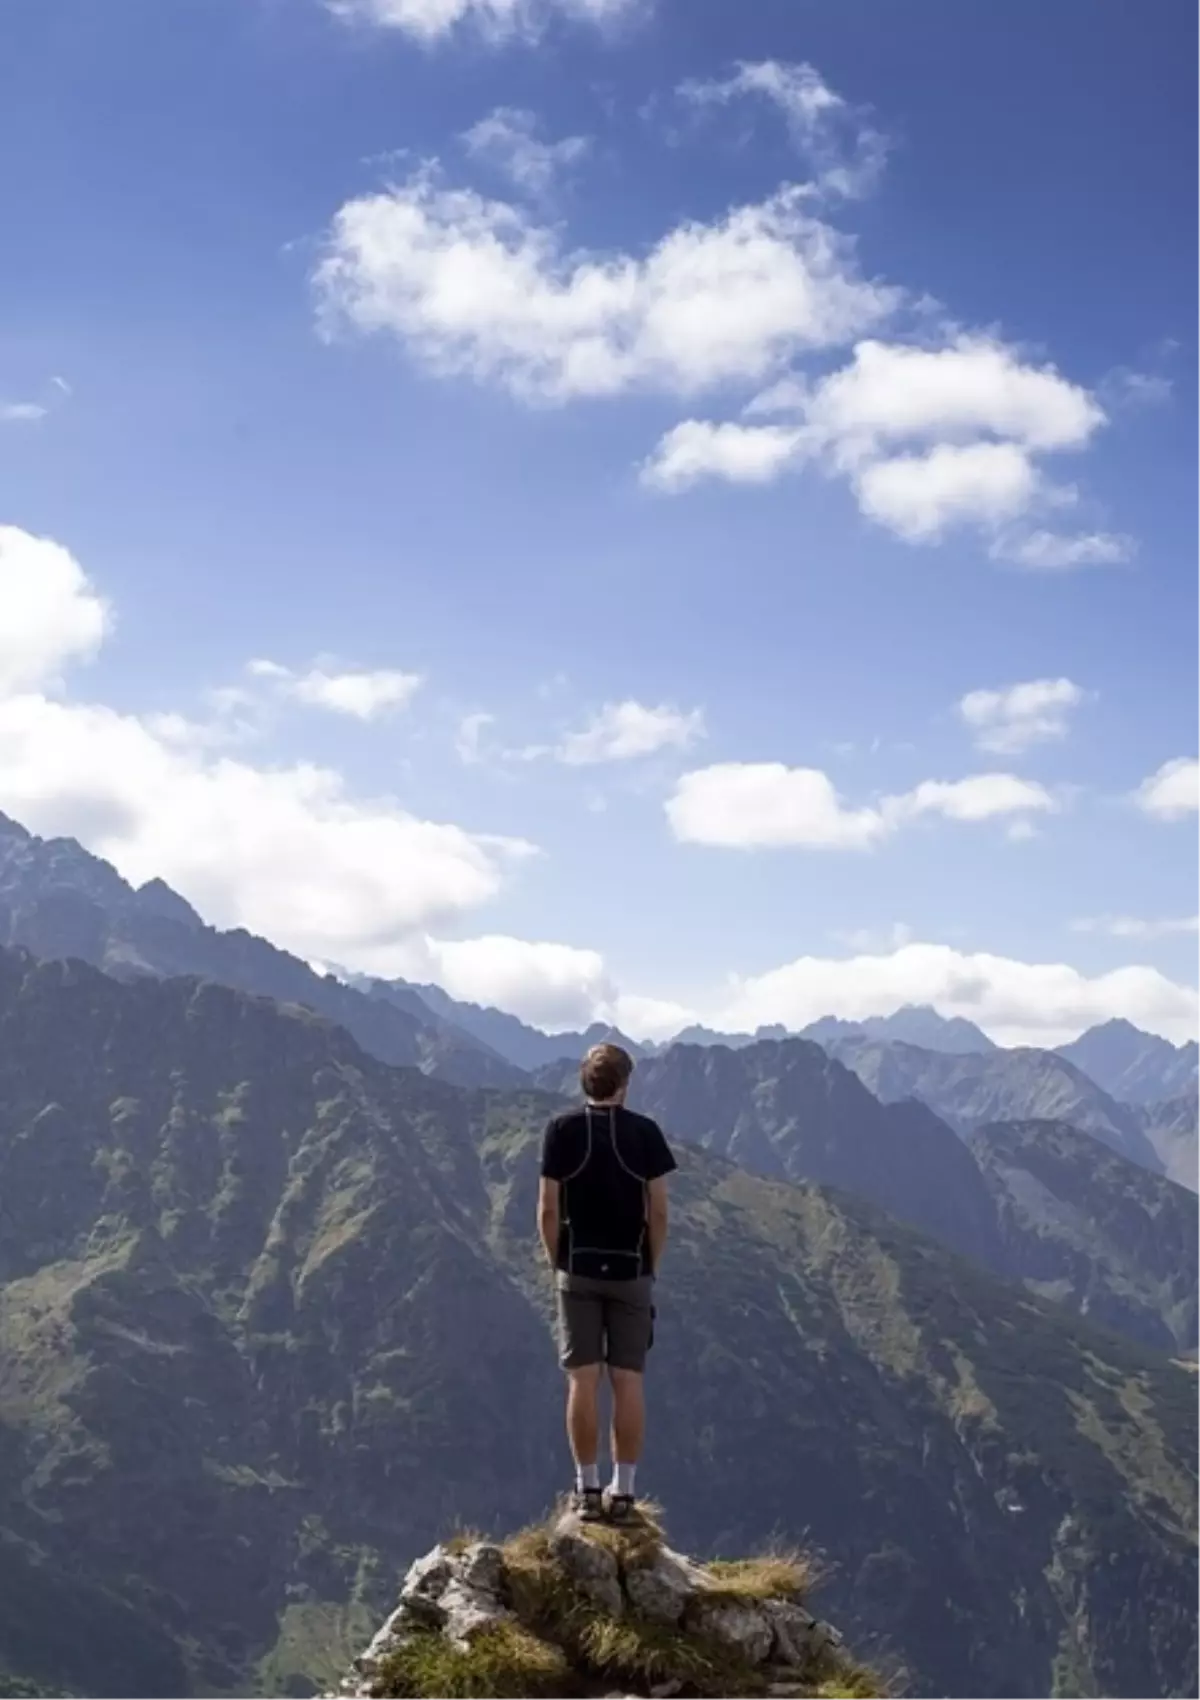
[0,0,1196,1044]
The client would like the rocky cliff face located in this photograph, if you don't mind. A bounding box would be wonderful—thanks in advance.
[331,1503,875,1699]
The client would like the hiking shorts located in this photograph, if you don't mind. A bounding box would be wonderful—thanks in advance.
[555,1272,655,1373]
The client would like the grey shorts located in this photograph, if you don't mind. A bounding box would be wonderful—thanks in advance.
[556,1272,655,1373]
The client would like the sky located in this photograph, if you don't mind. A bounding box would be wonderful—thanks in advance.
[0,0,1196,1047]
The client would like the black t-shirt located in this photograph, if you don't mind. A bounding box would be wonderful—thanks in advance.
[540,1104,677,1280]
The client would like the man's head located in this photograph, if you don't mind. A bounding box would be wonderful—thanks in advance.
[580,1042,634,1105]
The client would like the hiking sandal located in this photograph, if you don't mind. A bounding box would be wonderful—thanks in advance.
[605,1491,637,1524]
[571,1485,605,1522]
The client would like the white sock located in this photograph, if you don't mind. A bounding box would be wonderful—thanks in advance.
[611,1462,637,1498]
[577,1463,600,1491]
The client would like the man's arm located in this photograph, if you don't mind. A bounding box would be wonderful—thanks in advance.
[646,1175,669,1275]
[538,1176,561,1268]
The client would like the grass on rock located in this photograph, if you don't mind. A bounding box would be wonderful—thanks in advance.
[374,1501,884,1699]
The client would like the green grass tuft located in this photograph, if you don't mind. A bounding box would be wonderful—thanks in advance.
[373,1622,570,1699]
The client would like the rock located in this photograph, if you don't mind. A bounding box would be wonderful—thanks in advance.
[351,1622,405,1676]
[624,1550,695,1624]
[695,1600,775,1665]
[439,1578,511,1650]
[649,1682,683,1697]
[388,1593,445,1631]
[458,1540,505,1594]
[549,1525,624,1617]
[762,1597,818,1666]
[808,1620,842,1655]
[400,1546,455,1603]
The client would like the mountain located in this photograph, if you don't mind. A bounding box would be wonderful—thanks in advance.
[362,976,645,1073]
[824,1035,1164,1174]
[800,1005,996,1055]
[0,811,522,1091]
[0,948,1195,1699]
[1134,1087,1199,1192]
[1057,1020,1199,1106]
[537,1038,1007,1273]
[968,1119,1198,1354]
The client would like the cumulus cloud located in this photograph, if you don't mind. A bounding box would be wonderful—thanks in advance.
[665,762,1054,849]
[413,933,615,1028]
[557,700,705,764]
[327,0,641,44]
[712,941,1199,1049]
[645,336,1108,543]
[640,419,801,490]
[0,525,111,694]
[315,172,897,403]
[462,107,589,196]
[958,677,1087,756]
[1134,757,1200,820]
[0,525,532,972]
[992,529,1136,571]
[249,657,423,719]
[853,441,1040,541]
[679,59,888,199]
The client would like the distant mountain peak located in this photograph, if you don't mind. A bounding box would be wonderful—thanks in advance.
[801,1003,995,1055]
[133,876,203,929]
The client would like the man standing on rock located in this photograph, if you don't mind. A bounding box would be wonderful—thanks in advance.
[538,1042,676,1524]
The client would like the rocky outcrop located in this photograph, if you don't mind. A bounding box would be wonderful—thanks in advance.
[330,1505,869,1700]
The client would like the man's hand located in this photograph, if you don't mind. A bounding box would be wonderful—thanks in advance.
[647,1175,669,1275]
[537,1176,560,1269]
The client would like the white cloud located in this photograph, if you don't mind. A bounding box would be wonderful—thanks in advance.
[1134,757,1200,821]
[993,529,1136,571]
[249,658,423,719]
[798,336,1104,458]
[557,700,705,764]
[1,402,48,423]
[0,526,533,973]
[327,0,640,43]
[0,525,110,695]
[315,172,897,403]
[416,933,615,1029]
[679,59,888,199]
[665,762,1053,849]
[640,419,801,490]
[958,677,1087,755]
[1072,914,1199,940]
[853,441,1040,542]
[462,107,589,196]
[646,335,1108,545]
[713,941,1199,1049]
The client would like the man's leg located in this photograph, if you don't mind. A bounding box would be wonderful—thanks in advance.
[566,1364,603,1484]
[605,1279,653,1504]
[608,1366,645,1498]
[557,1280,605,1503]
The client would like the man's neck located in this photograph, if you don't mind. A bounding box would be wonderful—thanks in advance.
[586,1096,624,1109]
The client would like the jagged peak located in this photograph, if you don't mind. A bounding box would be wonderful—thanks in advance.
[332,1502,878,1699]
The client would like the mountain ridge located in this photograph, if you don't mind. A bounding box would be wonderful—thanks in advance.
[0,945,1194,1699]
[0,812,523,1091]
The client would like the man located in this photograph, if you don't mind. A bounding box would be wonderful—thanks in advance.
[538,1042,677,1523]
